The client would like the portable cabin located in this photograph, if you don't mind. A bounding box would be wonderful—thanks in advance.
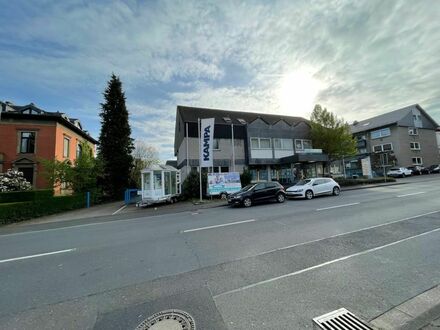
[138,164,181,207]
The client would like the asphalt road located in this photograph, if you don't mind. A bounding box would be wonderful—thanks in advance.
[1,175,440,329]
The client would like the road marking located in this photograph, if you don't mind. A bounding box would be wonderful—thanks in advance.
[215,227,440,298]
[112,205,127,215]
[182,219,256,233]
[397,192,426,198]
[316,202,360,211]
[0,248,76,264]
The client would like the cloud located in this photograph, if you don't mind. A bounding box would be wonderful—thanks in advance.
[1,0,440,161]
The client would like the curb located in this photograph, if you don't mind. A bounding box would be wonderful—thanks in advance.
[370,285,440,330]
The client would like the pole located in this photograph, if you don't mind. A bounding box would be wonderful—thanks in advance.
[342,156,346,178]
[198,118,202,202]
[231,123,235,172]
[186,122,189,176]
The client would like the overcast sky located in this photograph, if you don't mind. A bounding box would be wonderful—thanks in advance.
[1,0,439,160]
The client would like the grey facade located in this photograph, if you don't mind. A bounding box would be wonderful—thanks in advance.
[174,106,327,183]
[350,104,440,169]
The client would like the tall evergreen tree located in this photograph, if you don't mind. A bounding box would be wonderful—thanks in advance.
[98,74,134,199]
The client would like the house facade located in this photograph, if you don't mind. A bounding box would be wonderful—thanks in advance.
[174,106,327,183]
[0,101,97,191]
[350,104,439,171]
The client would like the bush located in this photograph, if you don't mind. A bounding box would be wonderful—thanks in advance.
[334,177,396,186]
[240,168,253,186]
[0,189,53,204]
[182,170,207,199]
[0,194,86,224]
[0,169,32,192]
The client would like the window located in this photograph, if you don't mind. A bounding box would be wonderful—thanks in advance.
[153,171,162,189]
[412,157,423,165]
[274,138,293,150]
[76,143,83,158]
[19,132,35,153]
[220,166,229,173]
[294,139,313,151]
[63,137,70,158]
[250,137,271,149]
[213,139,219,150]
[223,117,231,123]
[413,114,421,121]
[410,142,421,150]
[237,118,246,125]
[373,143,393,153]
[273,138,282,149]
[408,127,418,135]
[371,127,391,139]
[260,138,271,149]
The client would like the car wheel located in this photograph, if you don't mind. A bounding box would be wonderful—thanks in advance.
[243,197,252,207]
[277,193,285,203]
[220,193,227,200]
[332,186,340,196]
[305,190,314,200]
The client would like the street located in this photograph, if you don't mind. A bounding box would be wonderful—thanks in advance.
[1,175,440,329]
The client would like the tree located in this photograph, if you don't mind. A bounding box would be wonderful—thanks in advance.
[98,74,134,199]
[240,168,253,186]
[70,142,101,193]
[40,158,71,191]
[129,141,160,188]
[182,169,207,199]
[310,104,357,161]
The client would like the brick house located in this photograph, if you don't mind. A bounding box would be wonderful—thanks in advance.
[0,101,98,192]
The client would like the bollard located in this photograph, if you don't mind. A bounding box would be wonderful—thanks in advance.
[86,191,90,208]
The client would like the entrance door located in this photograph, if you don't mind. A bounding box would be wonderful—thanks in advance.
[18,167,33,185]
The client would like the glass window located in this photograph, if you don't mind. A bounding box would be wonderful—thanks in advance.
[221,166,229,173]
[408,127,418,135]
[282,139,293,150]
[254,183,265,190]
[383,143,393,151]
[153,171,162,190]
[260,138,271,149]
[373,145,382,152]
[143,172,151,191]
[303,140,312,149]
[63,137,70,158]
[213,138,219,149]
[371,127,391,139]
[20,132,36,153]
[273,138,282,149]
[295,139,303,150]
[251,138,259,149]
[410,142,420,150]
[76,143,82,158]
[412,157,423,165]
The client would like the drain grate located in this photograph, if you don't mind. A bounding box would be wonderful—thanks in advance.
[313,308,374,330]
[135,309,196,330]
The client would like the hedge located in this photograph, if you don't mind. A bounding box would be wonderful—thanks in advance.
[0,189,53,204]
[0,194,86,224]
[334,177,396,186]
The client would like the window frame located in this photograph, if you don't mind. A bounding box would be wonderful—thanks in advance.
[63,137,70,158]
[370,127,391,139]
[294,139,313,151]
[373,143,393,153]
[410,142,421,150]
[408,127,419,135]
[412,157,423,165]
[250,137,272,149]
[19,131,36,154]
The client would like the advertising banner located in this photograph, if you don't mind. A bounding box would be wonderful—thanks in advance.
[207,172,242,195]
[200,118,215,167]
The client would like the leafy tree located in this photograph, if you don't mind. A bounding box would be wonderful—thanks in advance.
[98,74,134,199]
[129,141,160,188]
[240,168,253,186]
[310,104,357,161]
[70,142,100,193]
[182,169,207,199]
[40,158,71,190]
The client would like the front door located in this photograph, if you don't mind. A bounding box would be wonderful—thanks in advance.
[18,167,33,185]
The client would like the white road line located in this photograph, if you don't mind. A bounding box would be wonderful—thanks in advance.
[397,192,426,198]
[112,205,127,215]
[215,227,440,298]
[316,202,360,211]
[182,219,256,233]
[0,248,76,264]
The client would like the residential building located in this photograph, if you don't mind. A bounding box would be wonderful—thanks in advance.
[0,101,98,191]
[174,106,327,184]
[350,104,440,171]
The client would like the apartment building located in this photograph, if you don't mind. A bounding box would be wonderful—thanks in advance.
[351,104,439,168]
[174,106,327,183]
[0,101,97,191]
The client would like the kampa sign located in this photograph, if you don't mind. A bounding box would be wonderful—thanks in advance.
[200,118,215,167]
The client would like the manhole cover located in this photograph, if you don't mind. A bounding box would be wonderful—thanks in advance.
[135,309,196,330]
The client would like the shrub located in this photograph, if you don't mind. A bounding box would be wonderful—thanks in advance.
[240,168,253,186]
[0,194,86,224]
[0,169,32,192]
[334,177,396,186]
[182,170,207,199]
[0,189,53,204]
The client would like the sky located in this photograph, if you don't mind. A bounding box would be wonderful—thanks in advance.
[1,0,440,161]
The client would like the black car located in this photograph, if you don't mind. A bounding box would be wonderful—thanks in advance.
[407,166,422,175]
[429,164,440,174]
[228,181,286,207]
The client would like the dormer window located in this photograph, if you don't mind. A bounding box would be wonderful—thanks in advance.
[223,117,232,123]
[237,118,246,125]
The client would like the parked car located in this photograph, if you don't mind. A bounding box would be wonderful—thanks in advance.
[387,167,412,177]
[428,164,440,174]
[227,181,286,207]
[407,166,423,175]
[286,177,340,200]
[420,166,431,174]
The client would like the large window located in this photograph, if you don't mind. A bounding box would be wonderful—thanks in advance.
[294,139,312,151]
[19,132,36,153]
[76,143,83,158]
[410,142,421,150]
[250,137,271,149]
[373,143,393,153]
[274,138,293,150]
[371,127,391,139]
[63,137,70,158]
[412,157,423,165]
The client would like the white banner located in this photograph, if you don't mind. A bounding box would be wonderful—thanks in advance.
[200,118,215,167]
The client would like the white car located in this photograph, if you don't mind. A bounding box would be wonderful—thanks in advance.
[386,167,412,178]
[286,177,341,200]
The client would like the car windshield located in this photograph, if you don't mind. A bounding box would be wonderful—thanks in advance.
[295,179,312,185]
[240,184,256,192]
